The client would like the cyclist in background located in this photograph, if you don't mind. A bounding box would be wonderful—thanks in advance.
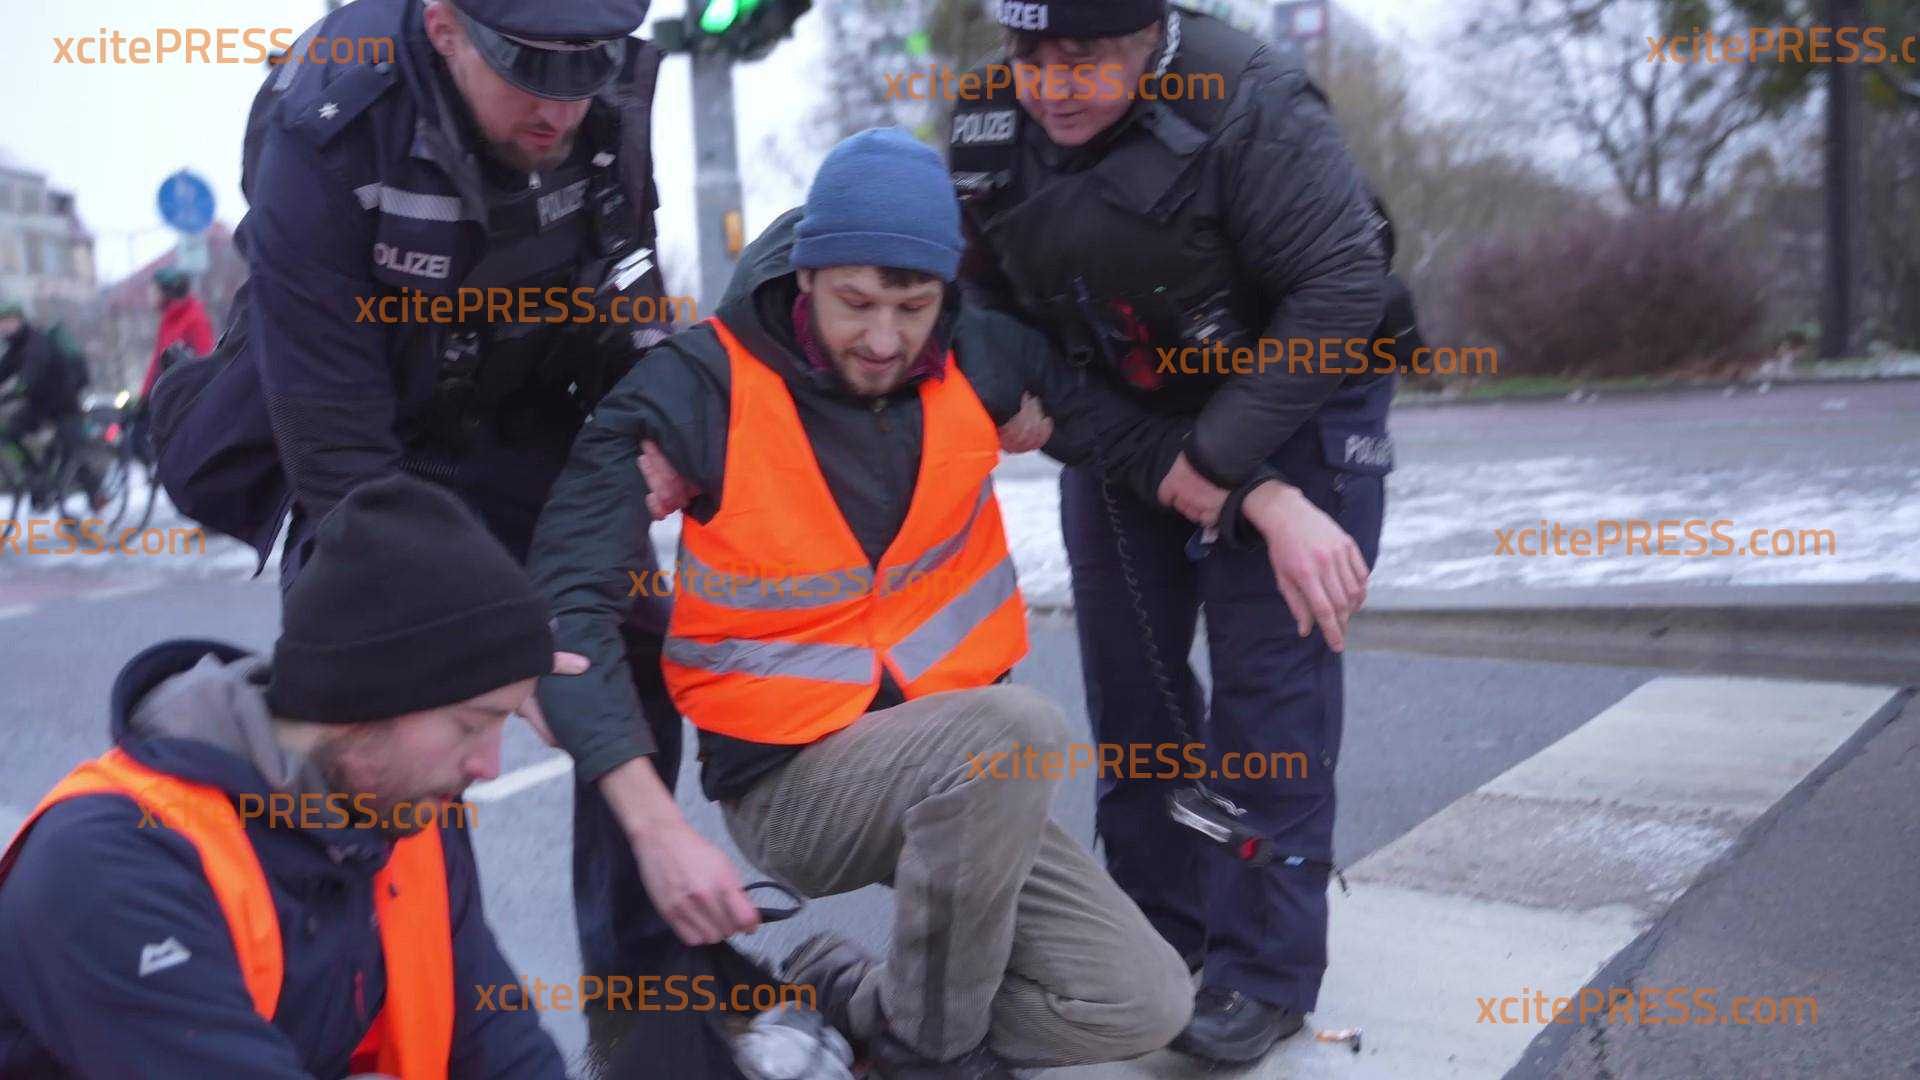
[0,299,101,507]
[138,267,215,402]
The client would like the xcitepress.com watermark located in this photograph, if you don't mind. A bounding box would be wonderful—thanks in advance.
[1494,519,1836,559]
[2,519,206,558]
[51,28,393,66]
[1478,986,1816,1026]
[1647,25,1916,65]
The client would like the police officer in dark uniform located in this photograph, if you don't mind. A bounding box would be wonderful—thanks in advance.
[949,0,1413,1063]
[219,0,758,1038]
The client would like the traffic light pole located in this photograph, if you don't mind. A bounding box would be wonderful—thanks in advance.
[1820,0,1863,359]
[690,48,745,312]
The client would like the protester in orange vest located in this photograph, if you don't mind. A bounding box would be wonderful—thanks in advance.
[0,475,575,1078]
[525,128,1339,1077]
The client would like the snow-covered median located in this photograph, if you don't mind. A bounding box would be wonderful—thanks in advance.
[14,455,1914,606]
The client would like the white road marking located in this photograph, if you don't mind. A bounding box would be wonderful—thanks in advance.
[1041,676,1902,1079]
[465,753,574,803]
[84,583,161,602]
[0,604,35,621]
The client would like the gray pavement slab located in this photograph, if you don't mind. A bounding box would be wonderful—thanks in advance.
[1511,693,1919,1080]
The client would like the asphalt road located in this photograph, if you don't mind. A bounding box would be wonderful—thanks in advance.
[0,576,1667,1071]
[2,381,1913,1076]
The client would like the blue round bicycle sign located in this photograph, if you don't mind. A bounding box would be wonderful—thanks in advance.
[157,170,216,234]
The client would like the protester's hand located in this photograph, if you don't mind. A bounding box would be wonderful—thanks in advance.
[633,821,762,945]
[997,392,1054,454]
[515,652,589,748]
[1156,452,1229,528]
[638,439,700,520]
[1242,481,1368,652]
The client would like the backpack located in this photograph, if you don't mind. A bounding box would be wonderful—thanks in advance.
[148,281,293,567]
[44,323,90,399]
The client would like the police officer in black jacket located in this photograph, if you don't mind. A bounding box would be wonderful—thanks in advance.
[226,0,704,1025]
[951,0,1412,1063]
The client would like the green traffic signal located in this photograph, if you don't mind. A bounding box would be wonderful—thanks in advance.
[698,0,736,32]
[698,0,765,34]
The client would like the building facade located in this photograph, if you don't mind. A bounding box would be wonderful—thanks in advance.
[0,163,96,313]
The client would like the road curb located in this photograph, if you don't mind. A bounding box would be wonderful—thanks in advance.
[1031,584,1920,685]
[1347,585,1920,686]
[1392,371,1920,409]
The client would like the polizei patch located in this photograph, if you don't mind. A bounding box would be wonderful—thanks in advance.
[537,180,590,230]
[952,110,1017,147]
[372,242,452,280]
[995,1,1049,31]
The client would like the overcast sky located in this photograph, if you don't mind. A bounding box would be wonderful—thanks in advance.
[2,0,1446,285]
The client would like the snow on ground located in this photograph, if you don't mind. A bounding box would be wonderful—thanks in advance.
[1377,456,1920,592]
[10,454,1915,607]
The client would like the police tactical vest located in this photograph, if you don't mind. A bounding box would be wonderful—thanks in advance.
[152,0,671,566]
[242,0,668,448]
[950,11,1399,410]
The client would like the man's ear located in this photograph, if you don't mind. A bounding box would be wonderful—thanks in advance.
[422,1,464,58]
[796,268,814,295]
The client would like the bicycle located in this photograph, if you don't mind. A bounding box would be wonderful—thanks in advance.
[0,391,142,537]
[88,396,158,533]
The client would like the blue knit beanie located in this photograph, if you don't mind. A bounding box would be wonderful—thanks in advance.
[791,128,963,282]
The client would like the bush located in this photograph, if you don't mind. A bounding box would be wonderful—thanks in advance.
[1452,208,1769,379]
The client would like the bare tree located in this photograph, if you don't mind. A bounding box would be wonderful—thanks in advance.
[1461,0,1797,208]
[804,0,942,147]
[1320,33,1593,344]
[1861,102,1920,345]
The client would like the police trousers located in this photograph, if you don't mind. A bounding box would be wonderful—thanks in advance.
[1060,378,1391,1014]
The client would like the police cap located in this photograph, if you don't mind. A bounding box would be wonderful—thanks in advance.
[991,0,1164,39]
[452,0,649,101]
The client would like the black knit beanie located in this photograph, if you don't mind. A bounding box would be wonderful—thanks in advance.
[266,475,554,724]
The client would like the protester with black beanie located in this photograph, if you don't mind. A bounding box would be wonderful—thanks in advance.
[0,474,576,1078]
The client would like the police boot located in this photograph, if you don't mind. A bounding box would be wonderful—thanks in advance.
[867,1032,1017,1080]
[780,933,877,1042]
[1171,987,1306,1064]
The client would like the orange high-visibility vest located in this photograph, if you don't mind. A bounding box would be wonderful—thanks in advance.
[662,317,1029,744]
[0,747,454,1080]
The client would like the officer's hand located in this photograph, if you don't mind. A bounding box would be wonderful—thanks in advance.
[998,392,1054,454]
[639,439,700,520]
[515,652,589,748]
[633,821,762,945]
[1243,481,1369,652]
[1157,452,1228,528]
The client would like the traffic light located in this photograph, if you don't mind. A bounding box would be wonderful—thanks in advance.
[672,0,811,60]
[698,0,759,35]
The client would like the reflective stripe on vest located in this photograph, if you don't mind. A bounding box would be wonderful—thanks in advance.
[0,748,454,1080]
[662,317,1028,744]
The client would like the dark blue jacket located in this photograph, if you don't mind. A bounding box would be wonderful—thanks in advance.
[225,0,667,565]
[0,641,565,1079]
